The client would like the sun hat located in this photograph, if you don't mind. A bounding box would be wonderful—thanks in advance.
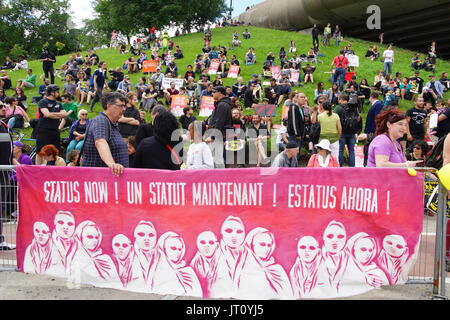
[315,139,332,152]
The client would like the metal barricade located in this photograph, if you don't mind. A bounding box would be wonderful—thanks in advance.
[0,165,18,271]
[0,165,447,298]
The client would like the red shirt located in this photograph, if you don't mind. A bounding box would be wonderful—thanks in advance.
[333,55,349,68]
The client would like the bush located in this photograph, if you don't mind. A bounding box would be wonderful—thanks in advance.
[9,44,28,61]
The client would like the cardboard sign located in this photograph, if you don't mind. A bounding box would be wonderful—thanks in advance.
[346,54,359,67]
[254,104,276,117]
[142,60,156,73]
[345,72,355,81]
[425,181,450,217]
[227,65,240,78]
[170,95,188,117]
[208,61,220,75]
[270,66,281,80]
[161,77,184,90]
[199,96,215,117]
[289,70,300,83]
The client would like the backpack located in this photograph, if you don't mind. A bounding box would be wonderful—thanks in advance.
[341,104,360,134]
[425,134,447,169]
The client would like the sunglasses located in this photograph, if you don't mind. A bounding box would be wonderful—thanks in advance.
[413,146,421,150]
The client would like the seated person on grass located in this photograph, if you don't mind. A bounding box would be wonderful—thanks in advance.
[59,93,78,130]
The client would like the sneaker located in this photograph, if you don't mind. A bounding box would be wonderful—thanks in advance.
[0,241,16,250]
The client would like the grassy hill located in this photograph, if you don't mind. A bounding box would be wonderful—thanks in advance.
[5,26,450,143]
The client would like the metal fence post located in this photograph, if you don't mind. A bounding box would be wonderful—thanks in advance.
[433,182,448,299]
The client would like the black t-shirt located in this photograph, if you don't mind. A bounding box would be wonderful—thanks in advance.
[38,98,64,130]
[406,107,427,140]
[179,114,196,131]
[185,71,195,81]
[119,106,140,138]
[40,51,55,69]
[437,107,450,138]
[248,123,268,138]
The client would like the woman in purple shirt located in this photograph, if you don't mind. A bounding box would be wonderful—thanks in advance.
[367,109,423,167]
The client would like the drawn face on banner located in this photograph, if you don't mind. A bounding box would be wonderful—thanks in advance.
[54,212,75,239]
[297,236,319,263]
[221,217,245,249]
[112,234,132,261]
[196,231,218,258]
[323,222,346,254]
[134,222,157,251]
[382,235,407,258]
[82,225,101,251]
[33,222,50,246]
[252,232,274,260]
[354,237,376,265]
[165,236,184,263]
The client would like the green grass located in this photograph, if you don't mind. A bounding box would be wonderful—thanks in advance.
[6,26,450,143]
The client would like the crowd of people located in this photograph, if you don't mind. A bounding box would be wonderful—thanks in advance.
[0,25,449,259]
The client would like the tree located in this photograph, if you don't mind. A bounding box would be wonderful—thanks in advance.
[0,0,79,60]
[91,0,226,44]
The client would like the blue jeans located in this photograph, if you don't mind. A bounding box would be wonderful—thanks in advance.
[338,133,356,167]
[383,62,392,76]
[66,139,84,162]
[333,67,346,91]
[334,35,340,47]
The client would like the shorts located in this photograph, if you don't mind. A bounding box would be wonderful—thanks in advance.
[36,127,60,153]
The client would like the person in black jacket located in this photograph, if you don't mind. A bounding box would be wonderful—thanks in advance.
[134,104,166,148]
[134,110,181,170]
[312,24,320,47]
[287,92,306,160]
[205,86,233,167]
[243,83,259,109]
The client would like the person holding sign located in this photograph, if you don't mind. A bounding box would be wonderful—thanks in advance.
[163,81,179,106]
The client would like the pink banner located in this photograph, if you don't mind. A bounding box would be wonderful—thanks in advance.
[16,166,424,299]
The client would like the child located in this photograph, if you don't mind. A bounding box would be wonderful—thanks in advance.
[183,121,214,169]
[178,105,196,131]
[75,72,89,106]
[67,150,80,166]
[59,93,78,130]
[382,87,397,106]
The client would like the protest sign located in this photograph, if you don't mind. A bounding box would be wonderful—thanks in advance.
[289,70,300,83]
[346,54,359,67]
[227,65,240,78]
[170,95,188,117]
[254,104,276,117]
[270,66,281,80]
[161,77,184,90]
[17,166,424,299]
[199,96,215,117]
[142,60,156,73]
[208,61,220,75]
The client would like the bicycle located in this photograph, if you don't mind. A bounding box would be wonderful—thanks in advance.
[10,129,37,161]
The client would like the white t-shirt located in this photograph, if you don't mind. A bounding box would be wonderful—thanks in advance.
[184,142,214,169]
[276,125,288,144]
[383,50,394,63]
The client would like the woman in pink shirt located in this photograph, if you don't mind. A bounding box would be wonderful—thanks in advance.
[3,96,30,129]
[367,109,422,167]
[307,139,340,168]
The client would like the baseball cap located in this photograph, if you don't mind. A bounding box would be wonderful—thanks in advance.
[252,73,258,77]
[212,86,226,95]
[13,141,24,148]
[286,142,299,149]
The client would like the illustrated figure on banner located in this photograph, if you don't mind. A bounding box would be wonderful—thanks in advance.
[377,234,411,285]
[49,211,79,277]
[132,220,159,290]
[152,231,202,297]
[23,222,55,275]
[112,234,146,291]
[209,216,248,298]
[290,236,322,298]
[315,220,359,297]
[237,227,293,299]
[71,220,121,287]
[190,231,220,297]
[346,232,389,289]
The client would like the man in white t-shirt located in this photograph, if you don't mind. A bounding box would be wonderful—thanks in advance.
[382,44,394,77]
